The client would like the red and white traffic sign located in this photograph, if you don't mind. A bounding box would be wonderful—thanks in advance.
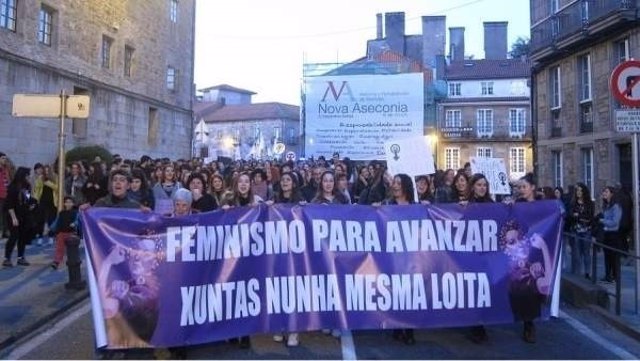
[610,60,640,107]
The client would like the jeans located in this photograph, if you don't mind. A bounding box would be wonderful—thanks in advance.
[570,232,592,275]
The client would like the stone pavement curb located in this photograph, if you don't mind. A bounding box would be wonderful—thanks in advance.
[0,288,89,353]
[586,304,640,343]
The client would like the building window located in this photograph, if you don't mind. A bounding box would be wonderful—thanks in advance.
[445,147,460,170]
[273,126,281,141]
[550,0,559,13]
[148,108,158,146]
[578,54,591,101]
[124,46,134,77]
[448,82,461,96]
[581,0,589,24]
[166,66,176,90]
[550,109,562,137]
[550,66,561,109]
[615,38,629,64]
[582,148,594,198]
[38,6,53,46]
[0,0,16,31]
[580,103,593,133]
[170,0,178,23]
[101,35,113,69]
[509,108,526,136]
[287,127,297,145]
[476,147,492,158]
[481,81,494,96]
[552,151,563,187]
[509,147,525,177]
[476,109,493,137]
[445,109,462,127]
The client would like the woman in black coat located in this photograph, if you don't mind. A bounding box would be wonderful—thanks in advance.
[3,167,37,267]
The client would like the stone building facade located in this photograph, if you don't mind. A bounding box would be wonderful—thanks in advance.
[530,0,638,196]
[438,23,532,178]
[195,85,300,161]
[0,0,195,167]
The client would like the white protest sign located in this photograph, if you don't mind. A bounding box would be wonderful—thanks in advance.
[384,136,435,177]
[469,157,511,195]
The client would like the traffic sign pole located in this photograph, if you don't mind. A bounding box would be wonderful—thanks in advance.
[58,90,67,212]
[633,132,640,314]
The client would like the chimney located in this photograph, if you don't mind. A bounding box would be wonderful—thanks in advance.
[385,12,405,54]
[376,13,383,40]
[449,27,465,62]
[421,16,446,68]
[484,21,508,60]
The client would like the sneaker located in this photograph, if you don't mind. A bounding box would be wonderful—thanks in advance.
[50,261,59,270]
[2,259,12,267]
[17,257,30,266]
[273,334,284,343]
[286,333,299,347]
[331,329,341,338]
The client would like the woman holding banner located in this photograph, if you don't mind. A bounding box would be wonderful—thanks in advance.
[505,172,553,344]
[268,171,306,347]
[467,173,493,343]
[380,173,417,345]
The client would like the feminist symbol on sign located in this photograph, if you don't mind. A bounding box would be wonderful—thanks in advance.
[390,144,401,161]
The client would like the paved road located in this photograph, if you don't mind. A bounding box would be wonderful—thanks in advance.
[3,300,640,360]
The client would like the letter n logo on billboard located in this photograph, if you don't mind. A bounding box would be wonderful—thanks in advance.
[321,81,355,102]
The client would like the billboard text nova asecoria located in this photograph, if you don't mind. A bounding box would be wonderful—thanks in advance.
[304,73,424,160]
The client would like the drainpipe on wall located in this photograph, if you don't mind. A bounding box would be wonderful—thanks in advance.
[530,65,538,177]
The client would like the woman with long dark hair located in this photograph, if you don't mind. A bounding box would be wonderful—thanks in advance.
[568,183,594,279]
[598,186,622,283]
[128,168,155,209]
[451,172,470,203]
[3,167,36,267]
[312,171,348,205]
[187,173,217,213]
[83,161,109,205]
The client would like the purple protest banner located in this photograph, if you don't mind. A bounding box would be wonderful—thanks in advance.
[80,201,563,349]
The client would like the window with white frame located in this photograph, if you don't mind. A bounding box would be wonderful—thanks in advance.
[166,66,176,90]
[581,0,589,22]
[476,109,493,136]
[615,38,629,64]
[445,109,462,127]
[448,82,461,96]
[0,0,16,31]
[38,6,53,46]
[578,54,591,101]
[170,0,178,23]
[287,127,297,144]
[550,0,559,13]
[550,66,561,109]
[445,148,460,170]
[509,108,526,136]
[476,147,492,158]
[582,148,594,198]
[481,81,494,95]
[509,147,525,176]
[552,151,563,187]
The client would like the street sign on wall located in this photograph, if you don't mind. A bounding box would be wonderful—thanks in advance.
[615,109,640,132]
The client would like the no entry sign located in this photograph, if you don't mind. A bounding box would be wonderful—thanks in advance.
[610,60,640,107]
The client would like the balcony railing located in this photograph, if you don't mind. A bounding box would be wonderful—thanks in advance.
[438,124,532,140]
[550,126,563,138]
[531,0,636,54]
[580,121,593,133]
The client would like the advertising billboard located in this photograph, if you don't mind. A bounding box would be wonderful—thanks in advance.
[304,73,424,160]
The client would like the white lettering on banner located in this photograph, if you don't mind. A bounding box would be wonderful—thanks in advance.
[385,220,498,252]
[265,275,342,314]
[345,273,428,311]
[311,220,381,252]
[167,218,498,261]
[180,279,261,326]
[431,273,491,310]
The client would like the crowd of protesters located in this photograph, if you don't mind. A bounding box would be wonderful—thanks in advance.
[0,150,635,353]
